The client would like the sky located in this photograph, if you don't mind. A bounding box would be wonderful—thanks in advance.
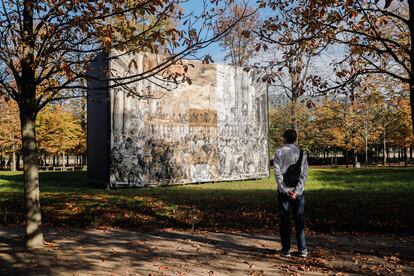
[180,0,339,85]
[180,0,229,63]
[179,0,269,63]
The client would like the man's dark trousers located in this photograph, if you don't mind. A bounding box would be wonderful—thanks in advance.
[278,192,306,251]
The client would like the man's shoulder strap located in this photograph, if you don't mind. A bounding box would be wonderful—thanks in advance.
[296,150,304,166]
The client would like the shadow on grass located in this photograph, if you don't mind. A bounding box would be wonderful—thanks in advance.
[1,169,414,235]
[0,171,92,193]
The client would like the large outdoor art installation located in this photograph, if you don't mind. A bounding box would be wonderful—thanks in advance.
[87,51,269,187]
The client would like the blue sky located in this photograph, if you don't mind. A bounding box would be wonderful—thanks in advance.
[180,0,339,80]
[180,0,271,64]
[180,0,228,63]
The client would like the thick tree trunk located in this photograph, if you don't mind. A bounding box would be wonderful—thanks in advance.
[383,132,387,166]
[410,0,414,136]
[19,0,43,248]
[411,80,414,136]
[20,112,44,248]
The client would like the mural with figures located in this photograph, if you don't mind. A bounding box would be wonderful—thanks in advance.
[108,52,269,187]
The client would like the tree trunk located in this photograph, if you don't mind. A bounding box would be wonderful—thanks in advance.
[383,132,387,166]
[404,146,408,167]
[387,148,391,166]
[11,149,17,172]
[20,112,44,248]
[346,150,349,168]
[409,0,414,136]
[19,0,43,248]
[365,137,368,167]
[17,154,21,170]
[330,149,334,165]
[81,84,87,166]
[354,150,358,168]
[290,99,299,136]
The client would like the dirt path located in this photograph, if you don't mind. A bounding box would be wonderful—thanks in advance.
[1,227,413,275]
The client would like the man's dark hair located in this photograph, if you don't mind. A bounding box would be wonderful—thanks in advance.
[283,129,297,144]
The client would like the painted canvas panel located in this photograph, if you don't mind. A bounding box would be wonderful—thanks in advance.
[108,52,269,187]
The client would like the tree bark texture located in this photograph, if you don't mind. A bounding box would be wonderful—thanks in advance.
[20,111,44,248]
[12,149,17,172]
[365,136,368,167]
[410,0,414,135]
[19,0,44,248]
[383,131,387,166]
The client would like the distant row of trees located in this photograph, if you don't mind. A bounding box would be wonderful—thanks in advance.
[269,89,413,167]
[0,98,86,171]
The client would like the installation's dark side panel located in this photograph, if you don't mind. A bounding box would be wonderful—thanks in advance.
[87,52,110,188]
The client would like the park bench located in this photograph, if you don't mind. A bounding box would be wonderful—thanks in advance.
[39,166,54,171]
[52,166,75,171]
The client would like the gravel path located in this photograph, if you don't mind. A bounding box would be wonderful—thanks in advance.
[1,227,413,275]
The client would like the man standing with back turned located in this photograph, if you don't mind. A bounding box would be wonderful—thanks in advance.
[274,129,308,257]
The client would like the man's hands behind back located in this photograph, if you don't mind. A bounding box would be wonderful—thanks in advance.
[288,191,297,200]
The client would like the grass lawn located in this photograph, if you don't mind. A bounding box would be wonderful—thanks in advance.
[0,168,413,234]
